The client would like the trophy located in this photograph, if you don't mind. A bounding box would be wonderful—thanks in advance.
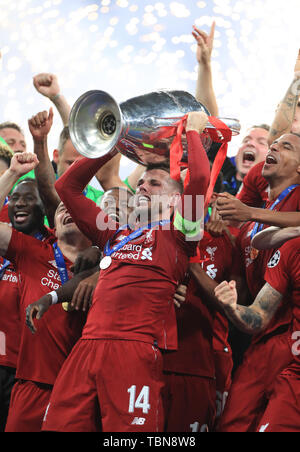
[69,89,240,166]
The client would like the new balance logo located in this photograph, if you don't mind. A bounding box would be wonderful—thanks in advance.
[43,403,50,422]
[131,417,146,425]
[259,423,269,432]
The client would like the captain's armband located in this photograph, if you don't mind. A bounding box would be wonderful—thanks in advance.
[173,211,204,241]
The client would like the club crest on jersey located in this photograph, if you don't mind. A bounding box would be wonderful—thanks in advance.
[267,251,281,268]
[206,246,217,261]
[144,229,154,244]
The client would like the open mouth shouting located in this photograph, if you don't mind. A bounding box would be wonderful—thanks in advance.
[265,153,278,165]
[136,194,151,206]
[14,211,30,225]
[243,149,256,163]
[62,215,74,226]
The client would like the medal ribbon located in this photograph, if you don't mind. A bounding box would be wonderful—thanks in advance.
[103,220,171,258]
[52,243,69,284]
[250,184,299,239]
[168,115,232,207]
[0,259,11,280]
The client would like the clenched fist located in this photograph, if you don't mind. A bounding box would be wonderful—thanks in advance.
[186,111,209,134]
[10,152,39,178]
[28,108,54,141]
[33,73,60,100]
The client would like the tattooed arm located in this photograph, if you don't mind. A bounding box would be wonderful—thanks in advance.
[214,280,283,334]
[267,50,300,146]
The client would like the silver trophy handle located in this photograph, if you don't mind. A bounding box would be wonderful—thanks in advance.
[69,89,241,162]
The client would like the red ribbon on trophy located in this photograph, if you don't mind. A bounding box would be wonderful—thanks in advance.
[168,115,232,207]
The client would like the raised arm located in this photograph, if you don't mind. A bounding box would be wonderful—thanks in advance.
[173,112,211,240]
[0,153,39,255]
[95,152,144,192]
[28,108,61,227]
[184,112,211,209]
[214,280,282,335]
[55,148,118,245]
[33,73,71,126]
[192,22,219,117]
[267,50,300,146]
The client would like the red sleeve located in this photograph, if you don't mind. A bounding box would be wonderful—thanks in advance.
[55,153,118,250]
[264,241,300,295]
[0,204,10,223]
[179,130,210,222]
[237,162,268,207]
[5,228,30,265]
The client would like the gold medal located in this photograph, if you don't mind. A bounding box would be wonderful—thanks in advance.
[250,247,259,260]
[62,302,75,312]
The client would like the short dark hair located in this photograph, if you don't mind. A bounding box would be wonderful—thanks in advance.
[13,177,37,190]
[0,121,24,135]
[146,162,184,194]
[58,126,71,156]
[251,124,270,132]
[146,162,170,173]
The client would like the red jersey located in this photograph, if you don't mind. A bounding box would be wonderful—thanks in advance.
[82,224,196,350]
[55,131,210,352]
[0,257,20,368]
[0,204,10,223]
[235,185,300,343]
[5,229,86,385]
[163,231,235,377]
[0,202,21,369]
[264,238,300,365]
[237,162,268,207]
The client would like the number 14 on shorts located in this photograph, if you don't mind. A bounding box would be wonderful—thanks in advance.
[128,385,150,414]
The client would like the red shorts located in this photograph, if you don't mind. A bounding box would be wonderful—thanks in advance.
[256,365,300,432]
[163,372,216,432]
[42,339,165,432]
[214,349,233,422]
[218,330,293,432]
[5,380,52,432]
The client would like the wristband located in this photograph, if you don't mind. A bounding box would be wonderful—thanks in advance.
[51,93,61,102]
[48,290,58,305]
